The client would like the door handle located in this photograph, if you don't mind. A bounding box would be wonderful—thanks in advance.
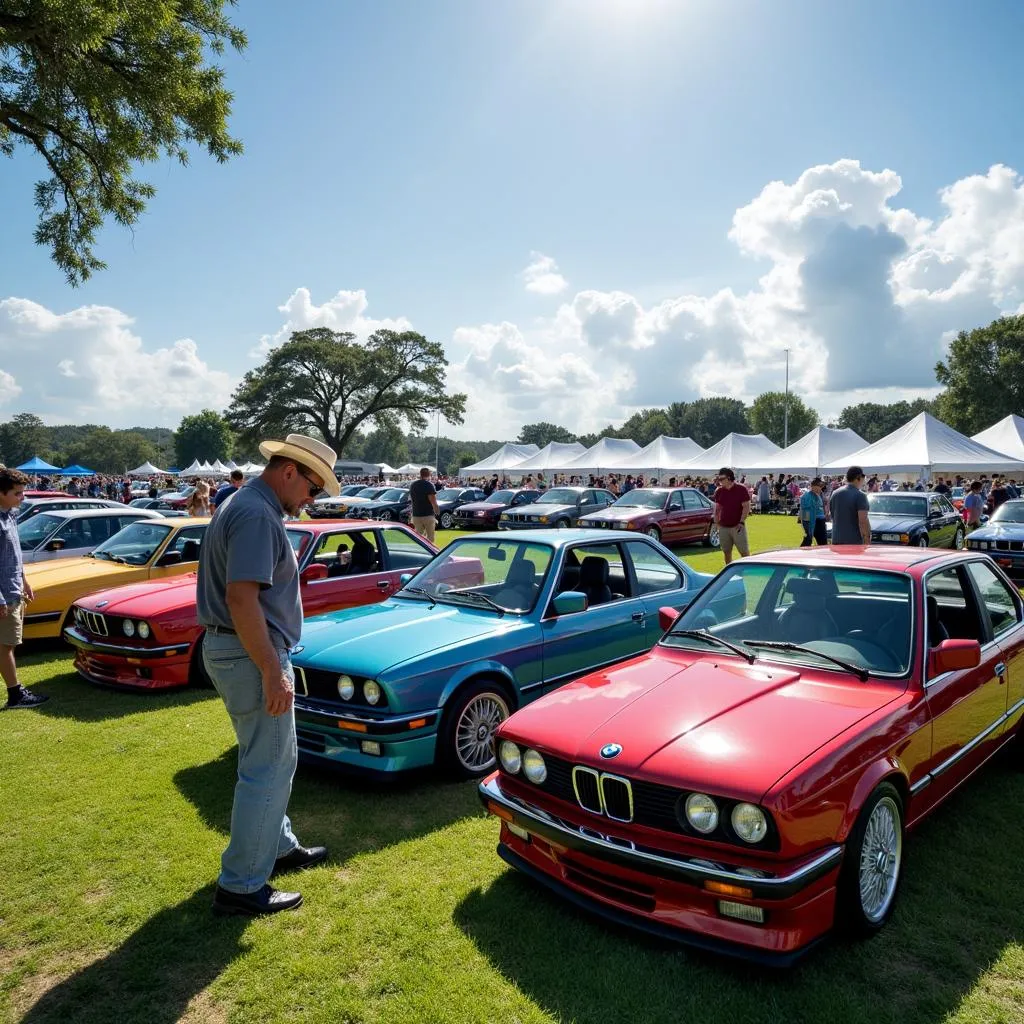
[995,662,1006,681]
[377,580,391,590]
[631,611,644,623]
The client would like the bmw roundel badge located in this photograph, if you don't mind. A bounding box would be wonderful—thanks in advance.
[600,742,622,759]
[96,600,109,608]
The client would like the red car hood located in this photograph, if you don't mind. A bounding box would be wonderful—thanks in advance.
[505,648,901,801]
[580,506,658,522]
[76,574,198,617]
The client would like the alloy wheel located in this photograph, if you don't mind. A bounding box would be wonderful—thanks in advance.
[440,512,453,529]
[858,796,902,923]
[454,692,509,773]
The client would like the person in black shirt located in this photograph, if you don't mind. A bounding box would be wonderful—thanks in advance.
[409,468,439,543]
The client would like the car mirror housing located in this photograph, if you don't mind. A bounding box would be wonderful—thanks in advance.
[929,638,981,676]
[399,572,414,585]
[157,550,183,567]
[667,502,682,512]
[552,591,588,615]
[658,606,681,632]
[301,563,328,582]
[45,538,66,551]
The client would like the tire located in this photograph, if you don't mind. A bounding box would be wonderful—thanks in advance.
[439,511,453,530]
[837,782,904,938]
[189,641,213,689]
[556,519,570,529]
[916,535,929,547]
[645,525,661,541]
[953,526,965,550]
[377,510,393,521]
[704,524,720,548]
[439,681,512,778]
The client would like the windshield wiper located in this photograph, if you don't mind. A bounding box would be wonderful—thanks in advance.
[744,641,870,681]
[668,629,756,664]
[102,553,131,565]
[399,585,435,607]
[446,589,507,615]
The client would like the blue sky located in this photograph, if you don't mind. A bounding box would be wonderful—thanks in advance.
[3,0,1024,439]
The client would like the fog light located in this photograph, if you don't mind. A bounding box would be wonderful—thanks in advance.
[360,740,382,756]
[507,822,530,842]
[717,900,765,925]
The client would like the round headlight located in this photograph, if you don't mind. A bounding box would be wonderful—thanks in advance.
[122,619,135,637]
[499,740,522,774]
[522,748,547,784]
[731,803,769,844]
[137,621,150,639]
[363,680,382,705]
[684,792,719,834]
[337,674,355,700]
[538,516,549,524]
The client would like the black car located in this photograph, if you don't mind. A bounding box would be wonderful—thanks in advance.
[350,487,411,522]
[967,498,1024,582]
[399,486,487,530]
[309,485,388,519]
[497,486,617,530]
[128,498,189,518]
[864,491,965,549]
[452,488,541,529]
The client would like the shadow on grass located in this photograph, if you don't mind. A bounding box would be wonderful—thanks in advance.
[19,887,247,1024]
[455,763,1024,1024]
[27,672,216,723]
[175,748,483,865]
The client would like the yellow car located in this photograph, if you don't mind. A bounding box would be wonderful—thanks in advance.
[23,517,209,640]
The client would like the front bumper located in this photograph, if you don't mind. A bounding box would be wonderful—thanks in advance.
[497,519,568,530]
[453,517,499,529]
[479,773,842,963]
[64,626,192,689]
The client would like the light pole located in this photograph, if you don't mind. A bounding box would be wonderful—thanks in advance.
[783,348,790,448]
[435,410,441,476]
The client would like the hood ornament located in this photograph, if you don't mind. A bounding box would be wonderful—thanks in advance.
[96,600,109,608]
[600,742,622,759]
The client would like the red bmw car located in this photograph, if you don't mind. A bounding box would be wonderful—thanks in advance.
[578,487,719,547]
[481,545,1024,963]
[63,521,438,690]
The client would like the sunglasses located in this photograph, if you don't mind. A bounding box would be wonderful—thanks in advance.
[296,466,325,498]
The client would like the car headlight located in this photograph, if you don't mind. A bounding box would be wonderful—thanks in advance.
[900,533,910,543]
[122,619,135,637]
[499,740,522,774]
[337,674,355,700]
[976,540,989,550]
[522,748,547,784]
[731,803,768,844]
[537,515,549,523]
[137,621,150,639]
[363,680,382,705]
[684,792,719,833]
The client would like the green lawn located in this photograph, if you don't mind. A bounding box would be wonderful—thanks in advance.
[3,516,1023,1023]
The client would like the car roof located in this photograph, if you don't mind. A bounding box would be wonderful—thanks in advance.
[25,497,115,505]
[460,528,660,547]
[27,507,162,520]
[285,520,413,534]
[743,545,969,571]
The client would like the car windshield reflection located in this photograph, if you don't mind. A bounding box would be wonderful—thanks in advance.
[869,493,927,517]
[990,500,1024,524]
[662,563,913,677]
[91,521,173,566]
[18,513,62,550]
[534,488,579,505]
[612,489,666,509]
[396,539,554,614]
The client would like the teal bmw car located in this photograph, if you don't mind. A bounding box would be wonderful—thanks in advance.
[291,530,742,778]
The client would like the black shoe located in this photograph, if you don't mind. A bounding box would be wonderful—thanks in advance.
[212,884,302,916]
[272,845,328,876]
[4,687,49,710]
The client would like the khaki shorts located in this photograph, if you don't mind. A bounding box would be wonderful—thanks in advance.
[411,515,436,544]
[0,600,24,646]
[719,524,750,557]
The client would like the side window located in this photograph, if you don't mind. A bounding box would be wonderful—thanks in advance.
[59,518,91,547]
[559,543,630,601]
[941,497,956,515]
[967,561,1020,637]
[925,567,984,646]
[681,490,702,510]
[581,491,595,505]
[165,526,206,562]
[627,542,682,596]
[379,528,434,571]
[118,515,142,534]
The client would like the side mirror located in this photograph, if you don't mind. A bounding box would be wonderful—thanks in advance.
[667,502,682,512]
[301,563,328,582]
[929,638,981,675]
[658,606,681,632]
[399,572,413,585]
[157,550,183,567]
[45,538,66,551]
[552,591,587,615]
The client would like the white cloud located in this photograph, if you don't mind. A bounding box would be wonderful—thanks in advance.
[0,370,21,405]
[521,252,569,295]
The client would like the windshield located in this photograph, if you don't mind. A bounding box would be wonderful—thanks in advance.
[377,489,407,502]
[436,489,462,500]
[612,489,666,509]
[991,501,1024,524]
[92,521,173,566]
[869,493,927,517]
[355,487,384,499]
[341,485,365,495]
[396,538,553,614]
[951,487,965,498]
[662,562,913,676]
[535,488,579,505]
[18,513,62,550]
[485,490,514,504]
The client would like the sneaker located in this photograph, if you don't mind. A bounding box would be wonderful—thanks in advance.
[4,687,50,710]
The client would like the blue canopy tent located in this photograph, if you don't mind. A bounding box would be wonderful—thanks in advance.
[54,464,97,476]
[16,456,61,472]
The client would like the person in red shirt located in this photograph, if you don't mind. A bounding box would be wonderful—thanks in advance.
[712,467,750,564]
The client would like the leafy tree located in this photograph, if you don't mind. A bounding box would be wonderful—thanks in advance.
[1,0,245,284]
[453,448,481,471]
[174,409,233,466]
[362,423,409,468]
[517,422,577,448]
[666,398,750,449]
[617,408,673,447]
[934,315,1024,435]
[65,426,157,473]
[226,328,466,458]
[748,392,820,447]
[0,412,49,466]
[836,398,936,444]
[575,425,620,449]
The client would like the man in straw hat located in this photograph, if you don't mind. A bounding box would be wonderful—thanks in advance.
[198,433,340,916]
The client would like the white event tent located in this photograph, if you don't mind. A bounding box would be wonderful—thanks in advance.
[551,437,641,474]
[972,414,1024,461]
[458,443,539,478]
[394,462,436,475]
[675,433,781,475]
[128,461,169,477]
[823,412,1024,474]
[507,441,587,474]
[178,459,203,476]
[746,426,867,475]
[615,436,705,474]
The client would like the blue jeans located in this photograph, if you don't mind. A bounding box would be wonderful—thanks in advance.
[202,633,299,893]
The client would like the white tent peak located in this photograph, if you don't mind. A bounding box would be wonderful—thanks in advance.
[128,461,168,477]
[458,443,539,477]
[745,426,867,474]
[616,436,705,474]
[506,441,587,474]
[676,433,780,475]
[972,414,1024,461]
[554,437,641,473]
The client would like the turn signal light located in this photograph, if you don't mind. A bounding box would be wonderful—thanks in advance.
[704,881,754,899]
[408,718,428,729]
[336,720,368,733]
[718,900,765,924]
[487,801,513,823]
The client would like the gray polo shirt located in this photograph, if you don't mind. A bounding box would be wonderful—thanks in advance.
[196,478,302,648]
[830,483,870,544]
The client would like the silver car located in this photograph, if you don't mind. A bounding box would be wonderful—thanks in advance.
[17,507,164,563]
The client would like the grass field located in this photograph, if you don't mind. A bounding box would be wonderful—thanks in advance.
[3,516,1023,1024]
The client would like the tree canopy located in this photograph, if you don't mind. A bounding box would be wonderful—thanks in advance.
[934,315,1024,435]
[748,392,819,447]
[0,0,245,284]
[65,426,157,473]
[517,422,577,448]
[226,328,467,458]
[835,398,936,444]
[0,412,49,466]
[174,409,233,466]
[666,398,750,449]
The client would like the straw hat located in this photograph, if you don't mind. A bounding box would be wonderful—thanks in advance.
[258,433,340,496]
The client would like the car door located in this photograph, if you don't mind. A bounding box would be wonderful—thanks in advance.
[301,528,383,614]
[661,489,685,543]
[918,563,1008,809]
[625,540,696,644]
[149,525,208,579]
[926,495,953,547]
[939,495,962,546]
[50,517,95,560]
[541,541,648,688]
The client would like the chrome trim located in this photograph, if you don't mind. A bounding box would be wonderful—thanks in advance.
[572,765,603,814]
[479,775,842,900]
[292,699,437,728]
[293,665,308,697]
[599,771,635,823]
[63,626,189,658]
[24,611,62,623]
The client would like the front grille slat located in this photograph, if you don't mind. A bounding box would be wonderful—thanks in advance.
[572,766,602,813]
[600,775,634,822]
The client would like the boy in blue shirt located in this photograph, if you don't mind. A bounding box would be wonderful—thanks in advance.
[799,478,827,547]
